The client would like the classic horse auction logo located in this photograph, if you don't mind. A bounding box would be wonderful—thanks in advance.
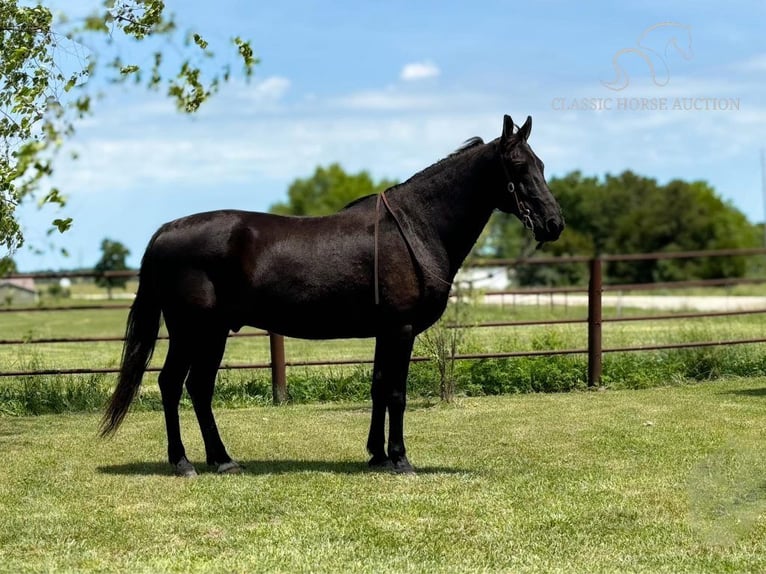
[602,22,694,91]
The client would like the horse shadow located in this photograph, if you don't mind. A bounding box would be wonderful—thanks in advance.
[97,459,466,477]
[724,387,766,398]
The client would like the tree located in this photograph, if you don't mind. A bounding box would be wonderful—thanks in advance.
[94,238,130,299]
[270,163,398,216]
[1,1,256,256]
[0,255,17,275]
[477,170,760,285]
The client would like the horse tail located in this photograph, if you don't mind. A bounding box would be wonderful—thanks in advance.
[100,252,162,436]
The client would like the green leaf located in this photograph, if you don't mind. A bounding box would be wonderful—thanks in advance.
[120,64,140,75]
[52,218,73,233]
[193,33,208,50]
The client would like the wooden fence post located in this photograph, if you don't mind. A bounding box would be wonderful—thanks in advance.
[269,333,287,404]
[587,256,603,387]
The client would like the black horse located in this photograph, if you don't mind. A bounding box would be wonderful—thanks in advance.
[101,115,564,476]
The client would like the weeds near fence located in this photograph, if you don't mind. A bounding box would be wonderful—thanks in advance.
[0,373,111,416]
[2,339,766,417]
[415,282,476,401]
[2,319,766,417]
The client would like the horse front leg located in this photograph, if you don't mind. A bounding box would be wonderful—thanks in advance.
[386,325,415,474]
[367,338,389,469]
[367,325,415,474]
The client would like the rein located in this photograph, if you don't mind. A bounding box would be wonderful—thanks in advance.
[373,191,451,306]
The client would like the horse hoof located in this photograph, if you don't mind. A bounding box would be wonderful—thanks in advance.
[217,461,243,475]
[368,455,395,472]
[390,456,416,475]
[174,457,198,478]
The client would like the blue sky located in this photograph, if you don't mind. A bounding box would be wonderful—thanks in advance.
[13,0,766,270]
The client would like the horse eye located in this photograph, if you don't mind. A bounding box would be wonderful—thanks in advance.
[512,162,528,173]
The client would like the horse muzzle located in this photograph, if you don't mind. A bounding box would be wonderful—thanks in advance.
[534,216,565,243]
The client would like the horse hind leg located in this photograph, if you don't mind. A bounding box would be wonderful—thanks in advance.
[185,324,242,474]
[158,333,195,477]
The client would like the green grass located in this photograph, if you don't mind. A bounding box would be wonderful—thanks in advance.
[1,379,765,573]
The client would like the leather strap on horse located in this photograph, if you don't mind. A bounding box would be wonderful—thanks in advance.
[374,193,383,305]
[373,190,450,306]
[497,147,534,231]
[497,143,545,253]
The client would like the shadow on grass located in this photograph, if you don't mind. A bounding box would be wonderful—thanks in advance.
[318,399,440,413]
[725,387,766,398]
[98,459,467,477]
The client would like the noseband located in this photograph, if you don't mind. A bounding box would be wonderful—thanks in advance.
[507,182,534,231]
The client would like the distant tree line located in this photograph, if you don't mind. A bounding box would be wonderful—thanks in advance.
[483,171,760,285]
[271,165,761,286]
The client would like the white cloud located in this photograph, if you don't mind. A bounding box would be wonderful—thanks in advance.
[332,86,504,113]
[249,76,291,101]
[734,53,766,72]
[48,73,766,231]
[400,61,440,81]
[333,89,436,111]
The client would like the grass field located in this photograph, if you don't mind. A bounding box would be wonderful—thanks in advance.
[3,301,765,370]
[2,300,766,415]
[1,378,765,573]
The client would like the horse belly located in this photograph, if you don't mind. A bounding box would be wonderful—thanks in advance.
[245,299,374,339]
[241,276,376,339]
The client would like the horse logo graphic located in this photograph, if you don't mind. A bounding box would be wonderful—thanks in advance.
[602,22,693,91]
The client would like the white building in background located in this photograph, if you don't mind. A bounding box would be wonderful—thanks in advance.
[0,278,38,305]
[454,266,512,291]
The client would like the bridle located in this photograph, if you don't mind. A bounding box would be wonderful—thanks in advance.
[498,142,547,258]
[498,149,534,231]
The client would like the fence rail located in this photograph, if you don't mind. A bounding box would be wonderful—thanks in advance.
[3,247,766,398]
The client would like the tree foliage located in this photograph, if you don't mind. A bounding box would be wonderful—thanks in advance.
[477,170,759,285]
[270,163,398,216]
[94,237,129,297]
[271,164,757,285]
[0,255,17,275]
[1,1,256,255]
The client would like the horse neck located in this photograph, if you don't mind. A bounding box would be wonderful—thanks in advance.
[393,141,499,276]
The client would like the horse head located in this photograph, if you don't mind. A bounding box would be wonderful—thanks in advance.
[496,114,564,243]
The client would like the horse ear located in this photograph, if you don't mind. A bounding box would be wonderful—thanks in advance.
[501,115,515,141]
[517,115,532,141]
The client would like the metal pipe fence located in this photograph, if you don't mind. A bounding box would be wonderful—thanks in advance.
[3,248,766,396]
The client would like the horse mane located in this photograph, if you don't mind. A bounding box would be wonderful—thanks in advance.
[338,137,487,207]
[391,137,486,191]
[341,193,376,210]
[455,137,484,153]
